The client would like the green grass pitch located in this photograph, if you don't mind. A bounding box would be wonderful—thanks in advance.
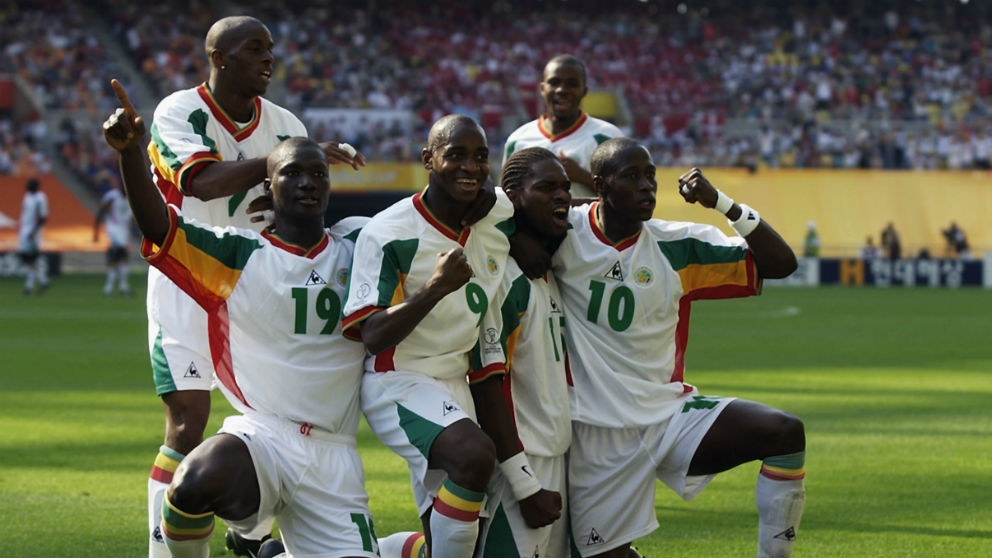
[2,273,990,557]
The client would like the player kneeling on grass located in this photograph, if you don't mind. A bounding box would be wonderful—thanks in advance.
[104,80,378,558]
[548,138,805,558]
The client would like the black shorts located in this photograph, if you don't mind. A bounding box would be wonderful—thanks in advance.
[18,250,40,265]
[107,245,129,264]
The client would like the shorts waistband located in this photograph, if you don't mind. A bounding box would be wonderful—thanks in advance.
[244,411,356,447]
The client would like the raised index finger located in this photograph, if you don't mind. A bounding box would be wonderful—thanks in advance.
[110,79,137,115]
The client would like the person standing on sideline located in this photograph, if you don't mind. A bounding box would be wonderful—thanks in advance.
[18,177,49,295]
[880,222,901,260]
[93,181,134,296]
[551,138,805,558]
[342,115,514,558]
[103,82,377,558]
[140,15,363,558]
[503,55,623,198]
[803,221,820,258]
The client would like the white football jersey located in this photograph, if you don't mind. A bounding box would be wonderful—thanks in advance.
[144,209,369,435]
[100,187,132,247]
[148,83,308,231]
[343,188,514,380]
[552,203,761,428]
[18,190,48,246]
[472,259,571,457]
[502,112,622,172]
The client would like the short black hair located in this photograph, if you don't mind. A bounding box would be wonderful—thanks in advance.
[590,137,641,178]
[544,54,587,86]
[426,114,485,153]
[500,147,560,191]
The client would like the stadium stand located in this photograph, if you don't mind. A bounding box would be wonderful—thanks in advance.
[2,0,991,255]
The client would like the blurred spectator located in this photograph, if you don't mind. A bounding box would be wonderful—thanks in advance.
[5,0,992,171]
[880,222,902,260]
[860,236,882,260]
[942,221,971,259]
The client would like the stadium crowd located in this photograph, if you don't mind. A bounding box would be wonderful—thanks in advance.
[3,0,992,196]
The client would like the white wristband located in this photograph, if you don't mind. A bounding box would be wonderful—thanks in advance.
[729,203,761,237]
[715,190,734,215]
[499,452,541,500]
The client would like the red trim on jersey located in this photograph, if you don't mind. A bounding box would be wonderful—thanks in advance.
[564,352,574,387]
[196,83,262,140]
[501,366,526,452]
[373,346,397,372]
[467,362,505,384]
[142,208,226,310]
[153,167,187,208]
[175,152,222,197]
[588,202,640,250]
[412,190,468,244]
[342,305,382,340]
[263,229,329,258]
[537,112,588,142]
[208,302,252,409]
[672,276,761,383]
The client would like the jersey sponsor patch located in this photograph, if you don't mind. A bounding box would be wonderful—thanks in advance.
[604,261,624,281]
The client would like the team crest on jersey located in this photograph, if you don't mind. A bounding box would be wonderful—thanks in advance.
[306,270,327,286]
[487,255,500,275]
[335,268,349,286]
[604,261,624,281]
[633,266,654,287]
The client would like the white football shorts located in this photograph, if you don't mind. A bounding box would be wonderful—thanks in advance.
[361,370,476,515]
[476,452,568,558]
[569,395,735,557]
[220,412,378,558]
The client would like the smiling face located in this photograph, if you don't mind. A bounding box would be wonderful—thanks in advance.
[596,144,657,223]
[510,158,572,241]
[214,18,274,98]
[268,139,331,220]
[540,58,587,123]
[423,119,490,205]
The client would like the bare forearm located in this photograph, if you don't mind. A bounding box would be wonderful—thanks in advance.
[471,377,521,462]
[746,222,798,279]
[119,144,169,245]
[360,283,450,355]
[723,202,797,279]
[188,158,268,200]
